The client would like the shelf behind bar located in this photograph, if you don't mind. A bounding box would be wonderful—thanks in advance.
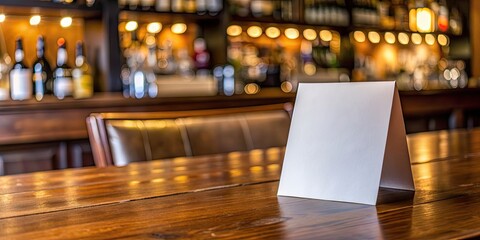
[0,1,101,18]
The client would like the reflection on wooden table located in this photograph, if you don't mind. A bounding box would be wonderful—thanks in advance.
[2,129,480,239]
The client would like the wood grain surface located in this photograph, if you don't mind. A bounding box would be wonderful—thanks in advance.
[2,130,480,239]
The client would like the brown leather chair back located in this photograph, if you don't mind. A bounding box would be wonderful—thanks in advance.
[87,104,291,167]
[182,115,249,156]
[105,119,186,166]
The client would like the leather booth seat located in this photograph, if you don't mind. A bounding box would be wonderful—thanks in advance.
[87,104,291,167]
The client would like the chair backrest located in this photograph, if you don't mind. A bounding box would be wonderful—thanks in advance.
[86,103,292,167]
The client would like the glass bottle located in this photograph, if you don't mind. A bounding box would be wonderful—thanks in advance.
[0,26,11,100]
[72,41,94,99]
[10,37,32,101]
[32,36,53,101]
[53,38,73,99]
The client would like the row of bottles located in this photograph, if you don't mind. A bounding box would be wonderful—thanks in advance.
[120,30,212,98]
[228,0,295,21]
[4,37,93,101]
[229,0,463,35]
[120,0,223,15]
[354,0,463,34]
[304,0,349,26]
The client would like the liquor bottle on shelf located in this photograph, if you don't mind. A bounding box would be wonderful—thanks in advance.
[193,38,211,77]
[304,0,316,24]
[127,0,140,10]
[437,0,449,32]
[125,31,155,98]
[32,36,53,101]
[10,37,32,101]
[280,0,293,21]
[155,0,171,11]
[305,0,349,26]
[251,0,273,18]
[391,0,409,31]
[140,0,155,10]
[0,26,10,101]
[72,41,93,99]
[352,0,380,26]
[171,0,184,12]
[229,0,250,17]
[119,0,127,8]
[449,7,463,35]
[196,0,207,14]
[53,38,73,99]
[184,0,197,13]
[176,48,195,77]
[157,39,177,75]
[207,0,222,16]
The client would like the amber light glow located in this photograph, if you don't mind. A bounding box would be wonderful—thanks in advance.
[425,34,435,45]
[398,32,409,45]
[416,8,434,33]
[368,31,380,44]
[353,31,365,43]
[265,27,280,39]
[30,15,41,26]
[0,14,5,22]
[125,21,138,31]
[302,29,317,40]
[411,33,422,45]
[384,32,396,44]
[171,23,187,34]
[438,34,449,46]
[319,30,332,42]
[60,17,72,28]
[247,26,262,38]
[227,25,242,37]
[284,28,299,39]
[147,22,162,34]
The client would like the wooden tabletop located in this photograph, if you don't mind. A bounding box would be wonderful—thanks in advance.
[2,129,480,239]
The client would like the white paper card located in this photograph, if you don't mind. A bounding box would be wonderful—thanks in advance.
[278,82,415,205]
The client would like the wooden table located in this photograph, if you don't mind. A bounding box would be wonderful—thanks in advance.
[2,129,480,239]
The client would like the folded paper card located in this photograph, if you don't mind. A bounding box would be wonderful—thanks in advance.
[277,81,415,205]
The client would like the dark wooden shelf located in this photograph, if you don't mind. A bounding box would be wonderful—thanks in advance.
[119,9,222,24]
[0,0,101,18]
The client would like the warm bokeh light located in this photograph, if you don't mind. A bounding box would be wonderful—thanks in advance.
[284,28,299,39]
[125,21,138,32]
[398,32,409,45]
[368,31,380,43]
[281,81,293,93]
[353,31,365,43]
[303,62,316,75]
[302,28,316,40]
[145,35,156,45]
[226,25,242,37]
[319,30,332,42]
[244,83,260,94]
[171,23,187,34]
[438,34,449,46]
[30,15,41,26]
[425,34,435,45]
[247,26,262,38]
[265,27,280,39]
[411,33,422,45]
[409,9,417,32]
[0,14,5,23]
[416,8,433,32]
[147,22,162,34]
[60,17,72,28]
[384,32,396,44]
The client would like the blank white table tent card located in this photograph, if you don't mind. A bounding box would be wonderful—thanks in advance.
[278,81,415,205]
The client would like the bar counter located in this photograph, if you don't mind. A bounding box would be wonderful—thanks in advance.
[2,128,480,239]
[2,87,480,176]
